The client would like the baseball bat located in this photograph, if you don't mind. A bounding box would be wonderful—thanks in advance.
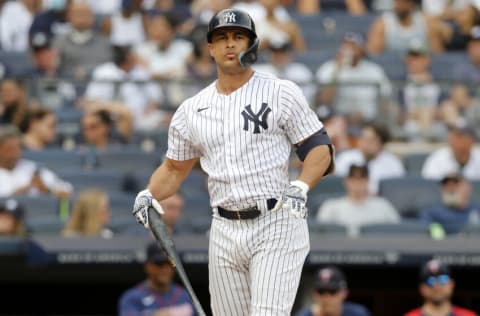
[148,207,207,316]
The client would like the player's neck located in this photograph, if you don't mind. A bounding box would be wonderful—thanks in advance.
[422,301,452,316]
[216,67,254,95]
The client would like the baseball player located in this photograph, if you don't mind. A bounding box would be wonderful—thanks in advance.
[132,8,335,316]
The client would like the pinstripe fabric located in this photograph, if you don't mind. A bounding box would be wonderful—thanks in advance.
[166,71,321,315]
[166,71,323,210]
[209,208,309,316]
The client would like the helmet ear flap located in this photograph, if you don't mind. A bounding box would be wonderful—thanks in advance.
[239,37,259,67]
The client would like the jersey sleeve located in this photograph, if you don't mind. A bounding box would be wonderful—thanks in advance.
[166,102,201,161]
[279,80,323,145]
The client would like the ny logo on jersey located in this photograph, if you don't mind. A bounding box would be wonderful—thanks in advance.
[241,103,271,134]
[224,12,236,23]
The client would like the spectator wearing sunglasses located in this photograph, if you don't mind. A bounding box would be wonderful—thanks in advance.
[296,266,370,316]
[404,259,477,316]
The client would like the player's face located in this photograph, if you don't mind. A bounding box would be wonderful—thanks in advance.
[420,277,454,305]
[208,27,251,70]
[313,288,347,315]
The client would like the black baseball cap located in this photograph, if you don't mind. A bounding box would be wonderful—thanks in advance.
[30,32,52,51]
[448,120,477,140]
[146,242,169,264]
[314,266,348,291]
[440,173,463,185]
[420,259,451,283]
[0,199,24,220]
[347,164,369,178]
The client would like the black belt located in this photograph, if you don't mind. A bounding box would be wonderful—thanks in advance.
[217,198,278,220]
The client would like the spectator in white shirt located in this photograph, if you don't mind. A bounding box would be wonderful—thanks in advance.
[254,40,315,102]
[317,164,401,237]
[102,0,147,46]
[316,32,392,125]
[85,45,166,131]
[335,122,405,194]
[0,0,36,52]
[135,13,193,80]
[422,121,480,181]
[0,125,72,198]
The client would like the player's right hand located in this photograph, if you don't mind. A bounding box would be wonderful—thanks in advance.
[132,189,164,229]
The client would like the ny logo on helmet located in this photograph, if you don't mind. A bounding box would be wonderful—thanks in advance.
[224,12,236,23]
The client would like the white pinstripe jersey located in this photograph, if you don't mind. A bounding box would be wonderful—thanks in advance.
[166,71,323,210]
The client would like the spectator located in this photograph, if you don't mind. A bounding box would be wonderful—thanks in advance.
[54,1,111,80]
[0,198,26,236]
[84,45,166,131]
[80,109,128,152]
[404,259,477,316]
[28,31,77,109]
[316,32,392,125]
[439,85,480,137]
[420,173,480,235]
[102,0,147,46]
[29,0,70,41]
[421,121,480,181]
[296,0,368,15]
[135,13,193,80]
[422,0,470,50]
[185,24,216,82]
[453,26,480,83]
[0,125,72,198]
[254,40,315,102]
[20,108,57,151]
[0,0,39,52]
[0,79,28,129]
[296,266,371,316]
[335,123,405,194]
[62,189,113,238]
[86,0,121,15]
[254,0,306,52]
[118,242,196,316]
[317,164,400,237]
[366,0,444,54]
[400,39,444,142]
[147,0,194,35]
[191,0,232,24]
[160,193,185,235]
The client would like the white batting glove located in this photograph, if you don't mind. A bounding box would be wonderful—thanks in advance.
[279,180,309,219]
[132,189,164,228]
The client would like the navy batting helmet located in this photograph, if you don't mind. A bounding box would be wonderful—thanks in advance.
[207,9,259,67]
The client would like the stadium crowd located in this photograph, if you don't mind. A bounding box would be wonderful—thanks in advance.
[0,0,480,314]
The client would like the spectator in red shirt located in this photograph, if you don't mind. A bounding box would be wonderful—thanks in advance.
[404,259,477,316]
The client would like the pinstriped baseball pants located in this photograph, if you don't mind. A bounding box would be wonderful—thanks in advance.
[208,207,310,316]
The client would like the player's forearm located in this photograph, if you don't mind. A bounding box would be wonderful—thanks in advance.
[147,158,196,201]
[296,145,333,189]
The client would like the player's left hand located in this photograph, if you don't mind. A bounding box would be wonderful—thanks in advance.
[278,180,309,219]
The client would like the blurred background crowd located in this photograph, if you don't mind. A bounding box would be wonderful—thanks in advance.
[0,0,480,314]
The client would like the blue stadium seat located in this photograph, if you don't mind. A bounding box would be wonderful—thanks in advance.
[23,149,84,172]
[27,216,64,235]
[0,50,33,77]
[430,52,469,81]
[96,148,161,173]
[359,221,429,236]
[60,170,126,192]
[403,152,429,176]
[294,50,335,73]
[378,177,441,218]
[369,52,405,80]
[107,191,136,217]
[308,221,347,235]
[471,181,480,204]
[131,128,169,154]
[10,195,59,220]
[309,175,345,197]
